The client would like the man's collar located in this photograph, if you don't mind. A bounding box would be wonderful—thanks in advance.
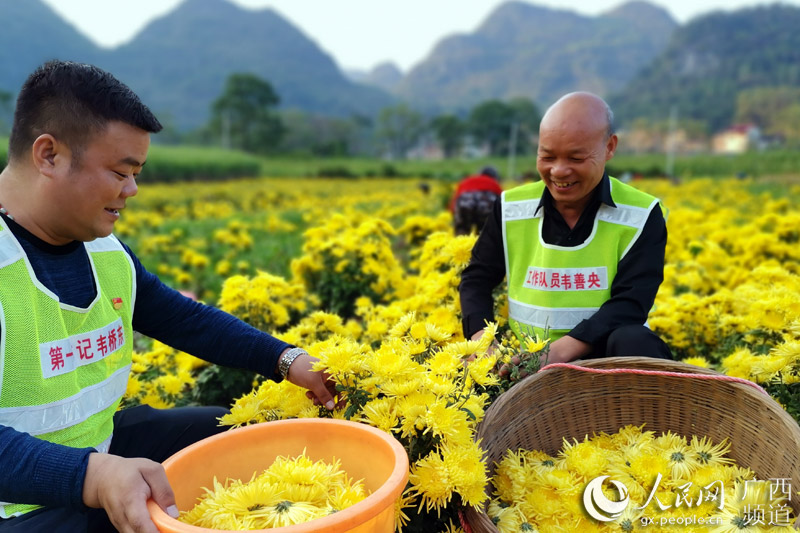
[534,172,616,216]
[599,172,616,208]
[1,212,82,254]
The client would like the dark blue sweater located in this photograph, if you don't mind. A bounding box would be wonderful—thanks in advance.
[0,215,291,511]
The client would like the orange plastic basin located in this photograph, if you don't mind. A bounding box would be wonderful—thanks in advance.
[147,418,409,532]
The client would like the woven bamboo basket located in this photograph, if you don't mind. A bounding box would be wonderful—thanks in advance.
[463,356,800,532]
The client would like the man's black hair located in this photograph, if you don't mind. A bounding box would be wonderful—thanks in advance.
[8,60,162,165]
[480,166,500,180]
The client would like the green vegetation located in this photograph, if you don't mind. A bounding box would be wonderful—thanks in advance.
[375,103,425,160]
[609,150,800,179]
[141,145,261,182]
[206,73,284,154]
[256,150,800,181]
[1,137,259,182]
[430,115,464,159]
[260,156,492,180]
[3,133,798,182]
[736,87,800,144]
[467,98,541,156]
[2,141,258,183]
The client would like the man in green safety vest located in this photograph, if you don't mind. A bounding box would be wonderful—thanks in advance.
[459,92,672,364]
[0,61,337,532]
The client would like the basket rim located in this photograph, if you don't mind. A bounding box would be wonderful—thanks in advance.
[480,356,792,430]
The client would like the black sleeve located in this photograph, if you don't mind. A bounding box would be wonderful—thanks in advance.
[123,243,292,381]
[0,425,93,511]
[459,198,507,338]
[568,204,667,347]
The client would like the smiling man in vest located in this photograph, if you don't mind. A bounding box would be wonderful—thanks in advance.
[0,61,336,532]
[460,92,672,363]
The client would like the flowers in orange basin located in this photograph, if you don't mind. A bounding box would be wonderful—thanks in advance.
[180,451,368,529]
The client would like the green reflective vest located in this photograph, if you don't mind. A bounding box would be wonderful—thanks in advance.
[0,220,134,518]
[501,177,661,342]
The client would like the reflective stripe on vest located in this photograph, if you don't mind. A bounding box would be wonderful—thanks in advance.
[0,364,131,434]
[0,219,134,517]
[501,177,661,341]
[508,299,599,331]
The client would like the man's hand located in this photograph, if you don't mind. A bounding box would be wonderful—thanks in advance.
[470,329,500,356]
[83,453,179,533]
[496,335,590,379]
[285,352,338,410]
[541,335,591,365]
[497,353,532,380]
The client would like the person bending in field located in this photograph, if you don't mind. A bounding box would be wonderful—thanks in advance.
[450,166,504,236]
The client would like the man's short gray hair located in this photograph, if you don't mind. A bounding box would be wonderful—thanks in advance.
[605,102,615,139]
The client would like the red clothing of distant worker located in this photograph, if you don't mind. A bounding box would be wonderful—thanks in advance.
[451,168,504,236]
[449,175,504,213]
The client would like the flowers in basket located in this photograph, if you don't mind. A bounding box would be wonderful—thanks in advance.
[486,424,797,532]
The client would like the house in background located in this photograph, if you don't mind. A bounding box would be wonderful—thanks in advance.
[711,124,761,154]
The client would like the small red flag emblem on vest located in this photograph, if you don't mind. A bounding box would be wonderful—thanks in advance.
[112,297,123,310]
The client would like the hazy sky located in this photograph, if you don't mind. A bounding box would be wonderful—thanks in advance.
[42,0,796,72]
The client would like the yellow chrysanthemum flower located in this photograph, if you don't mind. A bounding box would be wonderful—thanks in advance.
[560,437,608,481]
[409,450,453,513]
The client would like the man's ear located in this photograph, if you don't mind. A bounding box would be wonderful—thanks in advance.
[605,134,618,161]
[32,134,69,178]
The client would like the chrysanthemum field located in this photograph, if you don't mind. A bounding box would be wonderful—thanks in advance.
[120,176,800,532]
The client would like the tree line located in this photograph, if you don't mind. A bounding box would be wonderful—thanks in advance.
[0,73,542,160]
[174,73,542,159]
